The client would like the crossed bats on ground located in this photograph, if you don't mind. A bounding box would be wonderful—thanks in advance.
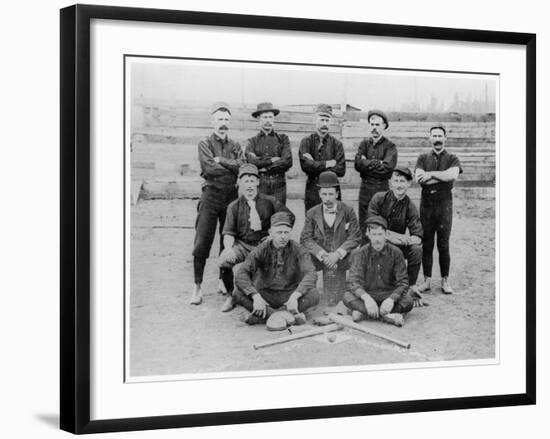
[253,313,411,350]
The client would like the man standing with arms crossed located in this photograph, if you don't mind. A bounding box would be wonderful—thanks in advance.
[354,109,398,241]
[299,104,346,213]
[190,102,245,305]
[415,123,462,294]
[245,102,293,205]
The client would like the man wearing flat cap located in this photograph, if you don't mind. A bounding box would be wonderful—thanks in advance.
[300,171,361,305]
[342,216,414,327]
[415,123,463,295]
[218,163,292,312]
[299,104,346,213]
[233,211,320,326]
[367,166,423,301]
[190,102,245,305]
[354,109,398,242]
[245,102,293,205]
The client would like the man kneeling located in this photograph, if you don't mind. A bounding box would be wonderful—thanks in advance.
[233,211,320,328]
[343,216,413,327]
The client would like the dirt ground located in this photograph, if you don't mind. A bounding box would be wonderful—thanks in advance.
[129,195,495,378]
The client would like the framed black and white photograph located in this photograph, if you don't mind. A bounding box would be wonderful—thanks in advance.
[60,4,536,434]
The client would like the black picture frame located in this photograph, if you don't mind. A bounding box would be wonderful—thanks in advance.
[60,4,536,434]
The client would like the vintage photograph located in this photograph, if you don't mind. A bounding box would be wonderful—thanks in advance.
[126,57,497,379]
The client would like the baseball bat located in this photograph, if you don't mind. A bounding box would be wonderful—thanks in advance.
[253,323,343,349]
[328,313,411,349]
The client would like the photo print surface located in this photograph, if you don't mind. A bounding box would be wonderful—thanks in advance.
[125,56,498,381]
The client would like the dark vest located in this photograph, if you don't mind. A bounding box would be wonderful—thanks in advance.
[322,216,337,252]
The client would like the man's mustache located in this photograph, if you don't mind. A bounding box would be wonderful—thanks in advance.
[371,129,379,135]
[219,125,229,130]
[434,141,443,146]
[320,126,329,130]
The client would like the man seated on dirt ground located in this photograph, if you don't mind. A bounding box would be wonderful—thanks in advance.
[300,170,361,306]
[219,163,291,312]
[367,166,425,306]
[342,216,414,327]
[232,211,320,328]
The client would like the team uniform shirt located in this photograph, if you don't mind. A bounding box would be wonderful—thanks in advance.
[236,240,317,297]
[415,150,463,197]
[299,133,346,179]
[198,133,244,189]
[222,193,289,246]
[367,191,423,238]
[245,131,292,175]
[354,136,398,184]
[348,243,408,302]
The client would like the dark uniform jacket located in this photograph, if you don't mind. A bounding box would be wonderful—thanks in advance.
[222,193,290,246]
[245,131,292,176]
[348,243,408,302]
[300,201,361,258]
[236,240,317,296]
[198,133,245,189]
[367,191,423,238]
[354,136,398,184]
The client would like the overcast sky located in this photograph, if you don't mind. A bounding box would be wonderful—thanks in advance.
[130,59,497,113]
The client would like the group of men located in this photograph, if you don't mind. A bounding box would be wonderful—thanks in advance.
[189,101,462,329]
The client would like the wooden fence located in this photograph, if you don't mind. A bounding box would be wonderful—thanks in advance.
[130,101,495,201]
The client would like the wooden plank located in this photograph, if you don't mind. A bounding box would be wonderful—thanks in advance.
[342,139,495,150]
[343,111,496,123]
[342,125,494,139]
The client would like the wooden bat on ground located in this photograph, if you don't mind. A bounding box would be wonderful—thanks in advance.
[253,323,343,350]
[328,313,411,349]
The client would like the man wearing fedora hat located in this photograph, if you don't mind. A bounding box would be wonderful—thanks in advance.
[355,109,398,242]
[300,171,361,305]
[233,211,320,326]
[299,104,346,213]
[190,102,245,305]
[245,102,292,205]
[415,123,463,295]
[218,163,292,312]
[342,216,414,327]
[367,166,424,303]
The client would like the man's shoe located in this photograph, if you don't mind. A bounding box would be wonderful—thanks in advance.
[293,312,307,325]
[351,310,365,322]
[418,277,432,292]
[381,313,404,327]
[189,289,203,305]
[441,277,454,294]
[221,295,235,312]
